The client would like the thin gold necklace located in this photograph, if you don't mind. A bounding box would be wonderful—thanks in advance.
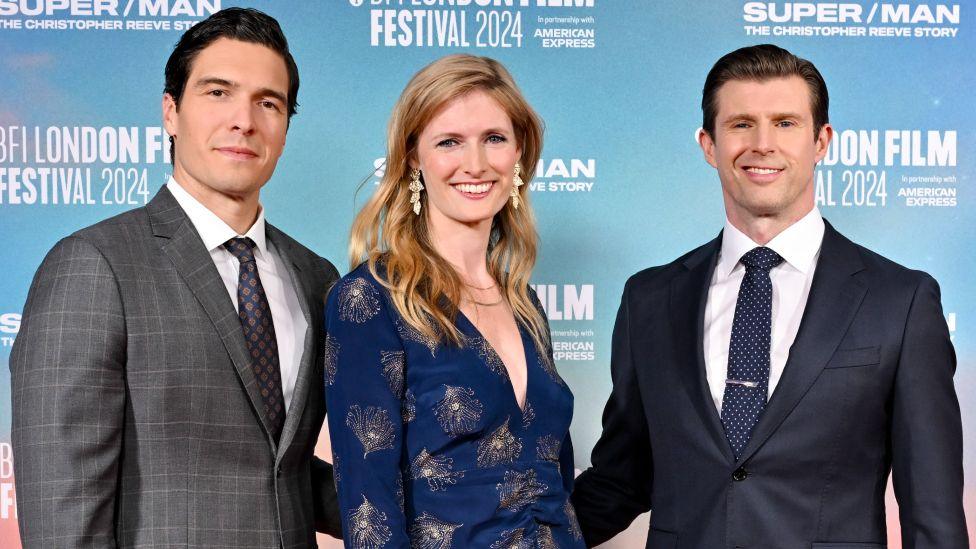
[466,295,504,306]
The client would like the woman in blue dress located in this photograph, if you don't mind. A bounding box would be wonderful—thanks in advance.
[325,54,584,549]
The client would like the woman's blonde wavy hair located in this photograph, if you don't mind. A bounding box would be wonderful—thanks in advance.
[349,54,547,352]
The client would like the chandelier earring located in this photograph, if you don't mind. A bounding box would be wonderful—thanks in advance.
[510,162,524,209]
[408,168,424,215]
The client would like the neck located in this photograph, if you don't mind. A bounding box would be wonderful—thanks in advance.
[427,212,494,286]
[172,171,260,235]
[726,204,813,245]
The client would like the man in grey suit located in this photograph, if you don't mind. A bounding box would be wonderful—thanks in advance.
[10,8,341,548]
[571,44,967,548]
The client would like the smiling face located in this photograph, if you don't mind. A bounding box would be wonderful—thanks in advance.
[412,89,521,231]
[162,38,290,207]
[699,76,832,230]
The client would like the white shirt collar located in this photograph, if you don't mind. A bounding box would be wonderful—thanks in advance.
[717,207,825,279]
[166,177,268,254]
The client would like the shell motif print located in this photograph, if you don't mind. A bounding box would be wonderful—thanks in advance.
[410,448,464,491]
[470,336,508,378]
[521,401,536,429]
[477,417,522,468]
[338,277,382,323]
[536,435,561,463]
[380,350,405,397]
[490,528,533,549]
[434,385,483,436]
[536,524,557,549]
[347,495,392,549]
[496,469,547,513]
[397,320,439,356]
[566,500,583,541]
[323,333,339,386]
[345,405,396,458]
[408,512,462,549]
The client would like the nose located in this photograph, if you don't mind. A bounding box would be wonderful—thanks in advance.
[751,123,776,155]
[229,98,256,135]
[462,143,488,177]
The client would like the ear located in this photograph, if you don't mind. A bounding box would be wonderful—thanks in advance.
[814,122,833,163]
[162,93,178,139]
[697,128,718,169]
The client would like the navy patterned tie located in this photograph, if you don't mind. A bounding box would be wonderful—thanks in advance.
[224,237,285,441]
[721,246,784,459]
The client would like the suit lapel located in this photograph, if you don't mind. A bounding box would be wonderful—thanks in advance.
[148,187,279,448]
[267,225,317,459]
[737,222,867,463]
[671,235,734,463]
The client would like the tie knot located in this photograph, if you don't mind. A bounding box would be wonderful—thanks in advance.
[223,237,257,263]
[739,246,783,272]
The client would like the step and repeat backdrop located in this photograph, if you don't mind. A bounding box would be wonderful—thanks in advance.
[0,1,972,547]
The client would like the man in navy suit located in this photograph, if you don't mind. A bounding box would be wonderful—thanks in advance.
[571,44,967,548]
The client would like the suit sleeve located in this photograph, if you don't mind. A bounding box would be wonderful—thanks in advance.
[10,237,127,548]
[571,278,653,547]
[324,275,410,547]
[890,274,968,548]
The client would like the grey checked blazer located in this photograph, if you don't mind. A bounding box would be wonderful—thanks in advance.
[11,187,342,548]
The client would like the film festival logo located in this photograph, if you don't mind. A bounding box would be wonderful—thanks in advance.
[351,0,597,49]
[742,2,961,39]
[0,126,172,206]
[815,130,958,209]
[0,0,220,31]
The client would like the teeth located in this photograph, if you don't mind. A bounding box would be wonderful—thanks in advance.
[747,167,780,174]
[455,183,491,194]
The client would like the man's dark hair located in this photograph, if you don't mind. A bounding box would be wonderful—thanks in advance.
[164,7,299,161]
[701,44,828,139]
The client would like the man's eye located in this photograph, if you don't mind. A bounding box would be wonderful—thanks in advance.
[209,89,226,97]
[261,100,280,111]
[778,120,796,128]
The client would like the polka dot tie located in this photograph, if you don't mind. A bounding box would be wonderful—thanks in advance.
[720,246,783,459]
[224,237,285,442]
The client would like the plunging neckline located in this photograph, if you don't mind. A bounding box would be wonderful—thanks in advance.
[456,308,532,413]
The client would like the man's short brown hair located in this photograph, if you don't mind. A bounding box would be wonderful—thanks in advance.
[701,44,828,139]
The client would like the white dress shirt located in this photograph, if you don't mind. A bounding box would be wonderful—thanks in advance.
[167,178,306,410]
[703,207,825,414]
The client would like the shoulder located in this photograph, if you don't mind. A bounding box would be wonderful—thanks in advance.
[39,206,152,271]
[71,205,151,251]
[832,227,937,295]
[327,263,392,312]
[624,240,716,296]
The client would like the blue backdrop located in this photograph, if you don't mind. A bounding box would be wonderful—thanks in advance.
[1,1,971,546]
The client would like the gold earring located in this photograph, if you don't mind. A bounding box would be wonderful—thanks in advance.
[510,163,524,210]
[409,169,424,215]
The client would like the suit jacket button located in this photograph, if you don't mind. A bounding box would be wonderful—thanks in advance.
[732,467,748,481]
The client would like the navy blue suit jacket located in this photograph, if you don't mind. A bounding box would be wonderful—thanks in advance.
[571,222,967,549]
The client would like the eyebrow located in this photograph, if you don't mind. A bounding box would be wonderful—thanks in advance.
[193,77,288,105]
[429,128,512,140]
[722,112,804,124]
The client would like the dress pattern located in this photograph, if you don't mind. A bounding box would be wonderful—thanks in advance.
[325,265,582,548]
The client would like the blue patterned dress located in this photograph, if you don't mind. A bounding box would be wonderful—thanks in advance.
[325,264,584,548]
